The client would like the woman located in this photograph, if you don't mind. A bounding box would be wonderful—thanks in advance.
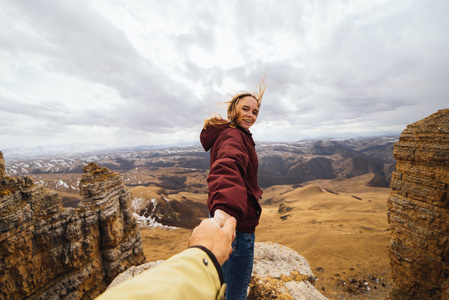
[200,82,265,299]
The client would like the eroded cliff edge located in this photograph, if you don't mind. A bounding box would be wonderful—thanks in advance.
[0,154,146,299]
[387,109,449,299]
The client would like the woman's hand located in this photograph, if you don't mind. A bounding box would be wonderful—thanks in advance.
[213,209,232,228]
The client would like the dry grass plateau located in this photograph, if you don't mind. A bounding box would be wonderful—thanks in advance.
[141,173,392,299]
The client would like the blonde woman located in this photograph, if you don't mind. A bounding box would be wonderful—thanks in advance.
[200,81,265,299]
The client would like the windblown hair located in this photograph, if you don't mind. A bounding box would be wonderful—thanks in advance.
[203,75,267,129]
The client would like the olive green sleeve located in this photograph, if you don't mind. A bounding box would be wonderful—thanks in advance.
[96,247,225,300]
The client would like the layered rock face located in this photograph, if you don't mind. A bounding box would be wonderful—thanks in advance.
[0,156,145,299]
[0,152,5,177]
[387,109,449,299]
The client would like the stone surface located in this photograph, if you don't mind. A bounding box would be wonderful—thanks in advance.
[387,109,449,299]
[0,152,5,178]
[107,261,164,289]
[248,242,327,300]
[0,157,146,299]
[108,242,327,300]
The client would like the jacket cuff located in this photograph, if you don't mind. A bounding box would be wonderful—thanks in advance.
[188,245,224,285]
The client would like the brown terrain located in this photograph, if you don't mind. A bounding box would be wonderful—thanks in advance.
[136,173,392,300]
[3,110,448,298]
[3,137,398,299]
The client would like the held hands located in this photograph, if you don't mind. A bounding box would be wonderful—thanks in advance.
[213,209,232,227]
[213,209,236,245]
[189,217,236,265]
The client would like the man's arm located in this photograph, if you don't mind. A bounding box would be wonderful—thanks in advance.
[96,217,236,300]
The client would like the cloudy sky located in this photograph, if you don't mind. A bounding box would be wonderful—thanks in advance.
[1,0,448,150]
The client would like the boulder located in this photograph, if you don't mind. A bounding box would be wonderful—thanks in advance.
[248,242,327,300]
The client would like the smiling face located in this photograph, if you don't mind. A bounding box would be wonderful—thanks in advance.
[236,96,259,130]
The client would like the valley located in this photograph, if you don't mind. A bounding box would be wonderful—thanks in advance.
[137,174,392,300]
[3,137,396,299]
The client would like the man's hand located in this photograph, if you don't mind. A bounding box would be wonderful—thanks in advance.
[189,217,236,265]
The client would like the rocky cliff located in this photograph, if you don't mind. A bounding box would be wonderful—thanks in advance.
[387,109,449,299]
[0,152,5,177]
[0,155,146,299]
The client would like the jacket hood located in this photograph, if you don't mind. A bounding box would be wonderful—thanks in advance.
[200,123,254,152]
[200,123,229,152]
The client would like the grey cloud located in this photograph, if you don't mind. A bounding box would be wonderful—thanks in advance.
[0,92,114,131]
[6,0,203,132]
[0,96,71,120]
[336,97,411,115]
[1,0,448,149]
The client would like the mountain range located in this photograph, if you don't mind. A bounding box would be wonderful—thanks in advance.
[5,137,397,193]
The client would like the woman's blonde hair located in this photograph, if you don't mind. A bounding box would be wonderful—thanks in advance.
[203,76,267,129]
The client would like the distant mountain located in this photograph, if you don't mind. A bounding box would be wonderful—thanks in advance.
[2,142,196,160]
[2,144,112,160]
[3,136,398,190]
[256,137,397,188]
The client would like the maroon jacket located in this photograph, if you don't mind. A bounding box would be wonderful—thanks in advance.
[200,123,263,233]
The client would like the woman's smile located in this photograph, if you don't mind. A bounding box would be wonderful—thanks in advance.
[237,96,259,130]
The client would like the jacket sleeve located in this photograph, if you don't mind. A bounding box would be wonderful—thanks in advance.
[207,130,249,223]
[95,247,225,300]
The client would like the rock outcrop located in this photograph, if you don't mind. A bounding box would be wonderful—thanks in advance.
[0,152,5,178]
[248,242,327,300]
[107,242,326,299]
[0,156,145,299]
[387,109,449,299]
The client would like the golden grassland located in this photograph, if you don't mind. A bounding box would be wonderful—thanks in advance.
[140,173,392,299]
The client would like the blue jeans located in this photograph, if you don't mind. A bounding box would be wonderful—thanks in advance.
[222,231,255,300]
